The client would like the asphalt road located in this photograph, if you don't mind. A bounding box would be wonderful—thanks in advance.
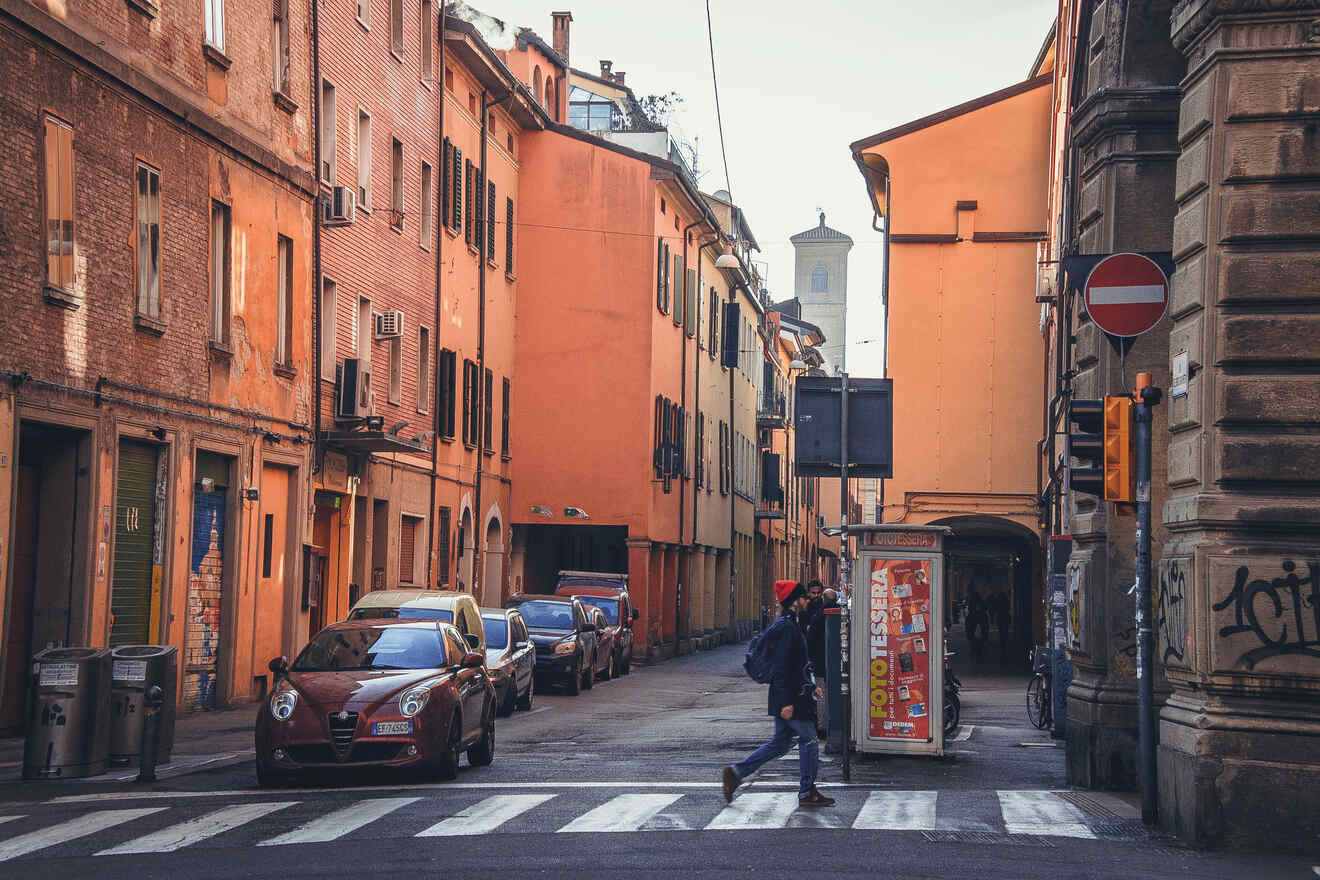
[0,644,1309,879]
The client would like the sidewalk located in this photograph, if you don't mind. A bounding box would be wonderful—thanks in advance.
[0,701,259,784]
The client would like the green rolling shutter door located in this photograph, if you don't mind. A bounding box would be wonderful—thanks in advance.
[110,441,158,646]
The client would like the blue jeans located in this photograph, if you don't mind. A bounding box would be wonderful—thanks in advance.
[731,715,819,797]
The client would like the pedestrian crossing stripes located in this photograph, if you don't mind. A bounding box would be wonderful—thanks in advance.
[558,793,683,833]
[416,793,555,837]
[0,790,1134,860]
[259,797,421,846]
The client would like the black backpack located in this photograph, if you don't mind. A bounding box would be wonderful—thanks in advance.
[744,617,802,684]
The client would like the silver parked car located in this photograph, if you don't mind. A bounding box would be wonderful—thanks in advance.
[481,607,535,716]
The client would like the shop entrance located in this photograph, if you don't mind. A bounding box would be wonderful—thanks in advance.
[0,422,92,732]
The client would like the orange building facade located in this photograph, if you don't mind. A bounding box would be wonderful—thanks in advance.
[851,74,1053,660]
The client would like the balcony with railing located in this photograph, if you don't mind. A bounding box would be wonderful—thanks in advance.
[757,391,787,429]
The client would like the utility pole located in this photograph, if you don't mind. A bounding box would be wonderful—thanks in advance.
[839,371,851,781]
[1133,371,1161,826]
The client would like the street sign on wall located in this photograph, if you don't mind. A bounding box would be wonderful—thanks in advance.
[1083,252,1170,338]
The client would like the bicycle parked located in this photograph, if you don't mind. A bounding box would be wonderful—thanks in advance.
[1026,645,1052,730]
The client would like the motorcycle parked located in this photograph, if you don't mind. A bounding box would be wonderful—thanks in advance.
[944,649,961,736]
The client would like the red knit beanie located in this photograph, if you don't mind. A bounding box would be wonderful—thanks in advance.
[775,579,806,606]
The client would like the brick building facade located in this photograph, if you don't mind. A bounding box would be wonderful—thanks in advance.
[0,0,315,726]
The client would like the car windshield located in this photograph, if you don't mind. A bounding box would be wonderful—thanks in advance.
[483,617,508,649]
[292,626,447,671]
[515,601,575,630]
[575,596,619,625]
[350,607,453,622]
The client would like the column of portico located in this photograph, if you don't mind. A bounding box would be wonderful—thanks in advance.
[1158,0,1320,850]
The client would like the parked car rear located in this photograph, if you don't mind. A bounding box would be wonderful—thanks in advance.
[347,590,486,653]
[554,573,638,676]
[481,608,534,716]
[504,593,598,695]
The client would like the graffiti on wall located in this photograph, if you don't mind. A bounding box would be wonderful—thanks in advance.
[1067,565,1083,652]
[1158,558,1189,666]
[1213,559,1320,671]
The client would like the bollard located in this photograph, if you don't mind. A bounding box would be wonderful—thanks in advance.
[824,608,843,754]
[137,685,164,784]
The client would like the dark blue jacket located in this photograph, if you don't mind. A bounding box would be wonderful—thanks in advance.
[765,613,817,720]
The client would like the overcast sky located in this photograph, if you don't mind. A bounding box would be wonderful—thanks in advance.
[480,0,1056,377]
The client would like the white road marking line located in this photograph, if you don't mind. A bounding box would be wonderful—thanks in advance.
[997,791,1096,838]
[496,705,552,722]
[557,793,682,833]
[0,818,21,827]
[853,791,938,831]
[0,808,165,862]
[416,794,555,837]
[258,797,420,846]
[706,793,798,830]
[110,752,252,782]
[96,802,295,855]
[951,725,974,742]
[1088,284,1165,305]
[48,780,880,805]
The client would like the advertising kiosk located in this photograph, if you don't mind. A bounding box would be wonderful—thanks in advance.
[851,525,951,757]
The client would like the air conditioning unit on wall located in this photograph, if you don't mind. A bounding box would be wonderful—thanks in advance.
[322,186,356,226]
[375,309,404,339]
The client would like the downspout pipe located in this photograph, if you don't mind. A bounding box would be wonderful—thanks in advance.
[474,86,514,601]
[876,173,891,525]
[427,0,448,588]
[474,88,489,602]
[692,236,719,633]
[311,0,322,478]
[676,217,703,644]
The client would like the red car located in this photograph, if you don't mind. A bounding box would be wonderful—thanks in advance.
[255,619,496,786]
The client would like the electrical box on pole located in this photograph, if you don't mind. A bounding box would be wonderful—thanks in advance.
[1067,398,1104,498]
[1103,395,1135,503]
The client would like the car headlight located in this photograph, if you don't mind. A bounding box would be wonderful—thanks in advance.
[553,638,576,656]
[399,686,430,717]
[269,690,298,721]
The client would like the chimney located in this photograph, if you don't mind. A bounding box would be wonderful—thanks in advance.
[551,11,571,62]
[614,71,625,86]
[599,59,612,79]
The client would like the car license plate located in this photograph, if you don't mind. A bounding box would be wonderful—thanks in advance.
[371,721,413,736]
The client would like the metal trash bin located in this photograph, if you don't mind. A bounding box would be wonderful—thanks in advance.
[109,645,178,767]
[23,647,113,780]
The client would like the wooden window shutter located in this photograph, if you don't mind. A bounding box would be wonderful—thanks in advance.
[441,139,451,228]
[399,517,417,583]
[464,159,473,244]
[673,254,683,327]
[656,239,664,313]
[487,180,496,261]
[452,147,462,231]
[437,507,451,585]
[505,197,514,271]
[654,395,664,477]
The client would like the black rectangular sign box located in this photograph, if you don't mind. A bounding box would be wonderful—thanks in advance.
[794,377,893,478]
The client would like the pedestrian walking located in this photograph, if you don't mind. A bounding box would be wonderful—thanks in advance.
[965,589,989,664]
[722,580,835,808]
[992,591,1012,664]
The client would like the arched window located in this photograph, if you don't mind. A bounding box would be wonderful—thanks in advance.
[532,67,542,105]
[811,266,828,293]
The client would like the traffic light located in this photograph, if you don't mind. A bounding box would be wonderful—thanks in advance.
[1067,398,1104,498]
[1103,395,1134,503]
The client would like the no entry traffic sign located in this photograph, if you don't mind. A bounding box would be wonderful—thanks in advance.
[1083,252,1169,338]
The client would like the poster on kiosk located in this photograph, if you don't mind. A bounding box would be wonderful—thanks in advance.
[851,525,950,757]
